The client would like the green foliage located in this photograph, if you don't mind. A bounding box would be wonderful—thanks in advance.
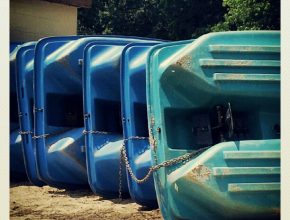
[78,0,225,40]
[212,0,280,31]
[78,0,280,40]
[153,0,225,39]
[78,1,106,35]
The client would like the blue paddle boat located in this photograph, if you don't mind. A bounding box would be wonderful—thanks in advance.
[15,42,45,186]
[10,44,26,180]
[146,31,280,219]
[10,42,36,180]
[82,37,162,198]
[120,42,163,207]
[33,36,102,188]
[33,35,161,189]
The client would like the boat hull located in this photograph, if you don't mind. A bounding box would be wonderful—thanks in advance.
[146,31,280,219]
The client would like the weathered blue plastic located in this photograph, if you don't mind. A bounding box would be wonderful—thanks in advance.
[10,44,26,179]
[34,36,97,188]
[10,42,22,53]
[15,43,45,186]
[120,42,163,207]
[34,35,161,189]
[147,31,280,219]
[10,42,36,179]
[83,38,162,198]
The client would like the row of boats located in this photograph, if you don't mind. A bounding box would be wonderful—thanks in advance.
[10,31,280,219]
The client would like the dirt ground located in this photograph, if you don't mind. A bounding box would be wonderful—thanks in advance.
[10,181,162,220]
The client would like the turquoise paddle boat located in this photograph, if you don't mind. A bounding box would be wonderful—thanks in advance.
[146,31,280,219]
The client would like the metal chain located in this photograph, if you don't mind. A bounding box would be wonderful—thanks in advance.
[32,134,49,139]
[30,107,46,139]
[118,136,148,200]
[121,142,209,183]
[124,136,148,141]
[118,145,123,200]
[83,129,209,199]
[33,107,44,113]
[118,135,210,199]
[83,130,112,135]
[19,131,33,135]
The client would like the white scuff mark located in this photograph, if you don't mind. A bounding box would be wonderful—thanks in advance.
[174,183,179,192]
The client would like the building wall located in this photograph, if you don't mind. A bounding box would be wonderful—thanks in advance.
[10,0,77,42]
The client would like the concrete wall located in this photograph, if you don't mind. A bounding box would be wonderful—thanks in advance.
[10,0,77,42]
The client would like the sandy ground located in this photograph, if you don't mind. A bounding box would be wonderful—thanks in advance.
[10,181,162,220]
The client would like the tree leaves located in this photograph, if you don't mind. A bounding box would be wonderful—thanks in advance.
[78,0,280,40]
[212,0,280,31]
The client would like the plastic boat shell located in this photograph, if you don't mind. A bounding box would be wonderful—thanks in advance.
[34,35,161,189]
[34,36,99,188]
[10,44,26,179]
[10,42,36,179]
[120,42,162,207]
[83,38,162,197]
[146,31,280,219]
[15,43,45,186]
[10,42,22,53]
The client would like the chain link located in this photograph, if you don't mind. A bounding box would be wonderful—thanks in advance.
[83,121,210,199]
[83,129,209,199]
[19,131,33,135]
[83,130,111,135]
[32,134,49,139]
[118,135,210,199]
[33,107,44,112]
[118,145,123,200]
[118,136,148,199]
